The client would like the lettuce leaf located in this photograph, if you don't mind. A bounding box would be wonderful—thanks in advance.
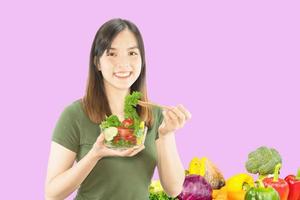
[149,191,177,200]
[100,115,121,129]
[124,91,142,134]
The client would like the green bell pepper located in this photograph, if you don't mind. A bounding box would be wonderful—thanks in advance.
[245,180,280,200]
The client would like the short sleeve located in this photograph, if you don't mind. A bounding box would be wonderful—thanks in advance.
[52,104,80,153]
[155,107,164,140]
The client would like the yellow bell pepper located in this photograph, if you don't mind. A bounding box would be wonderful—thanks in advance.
[226,173,254,200]
[188,157,207,176]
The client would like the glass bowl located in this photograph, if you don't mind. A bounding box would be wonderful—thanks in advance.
[102,125,148,150]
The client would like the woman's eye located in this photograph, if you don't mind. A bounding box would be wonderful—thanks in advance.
[129,51,138,56]
[107,52,116,56]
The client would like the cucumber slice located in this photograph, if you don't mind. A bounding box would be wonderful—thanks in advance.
[103,127,118,141]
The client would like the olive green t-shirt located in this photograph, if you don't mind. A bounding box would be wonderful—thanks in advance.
[52,99,163,200]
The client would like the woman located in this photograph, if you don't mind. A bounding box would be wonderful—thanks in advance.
[45,18,191,200]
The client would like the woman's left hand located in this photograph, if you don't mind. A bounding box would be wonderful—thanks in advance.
[158,104,192,136]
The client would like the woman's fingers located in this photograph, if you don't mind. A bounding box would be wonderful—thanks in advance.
[159,104,192,134]
[170,106,186,125]
[94,133,105,148]
[93,133,145,158]
[164,105,189,127]
[166,105,191,122]
[166,109,178,121]
[177,104,192,120]
[113,145,145,157]
[128,145,145,156]
[97,133,105,142]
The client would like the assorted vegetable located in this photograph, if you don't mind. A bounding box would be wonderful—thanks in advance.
[149,191,176,200]
[245,180,280,200]
[149,146,297,200]
[212,186,227,200]
[245,146,282,178]
[226,173,254,200]
[263,163,289,200]
[149,180,176,200]
[178,175,212,200]
[124,91,142,134]
[284,168,300,200]
[99,91,146,149]
[188,157,225,189]
[100,115,121,129]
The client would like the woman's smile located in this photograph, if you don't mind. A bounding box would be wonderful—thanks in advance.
[113,71,132,79]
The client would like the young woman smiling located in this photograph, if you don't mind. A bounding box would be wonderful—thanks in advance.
[45,18,191,200]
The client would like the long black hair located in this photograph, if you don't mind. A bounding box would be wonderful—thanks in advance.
[82,18,153,126]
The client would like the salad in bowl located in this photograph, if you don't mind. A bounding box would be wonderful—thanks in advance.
[99,92,148,150]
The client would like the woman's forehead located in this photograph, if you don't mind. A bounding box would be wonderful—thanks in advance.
[110,30,138,49]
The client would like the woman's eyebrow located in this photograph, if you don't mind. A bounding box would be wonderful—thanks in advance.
[108,46,138,50]
[127,46,138,50]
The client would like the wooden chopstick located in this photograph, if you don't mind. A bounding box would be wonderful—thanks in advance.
[137,100,170,110]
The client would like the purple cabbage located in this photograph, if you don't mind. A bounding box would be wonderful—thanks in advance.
[177,175,212,200]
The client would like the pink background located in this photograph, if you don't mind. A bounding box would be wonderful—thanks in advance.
[1,0,299,199]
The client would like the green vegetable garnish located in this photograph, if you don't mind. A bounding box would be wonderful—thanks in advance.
[149,180,176,200]
[100,115,121,129]
[99,91,143,140]
[124,91,142,134]
[149,192,176,200]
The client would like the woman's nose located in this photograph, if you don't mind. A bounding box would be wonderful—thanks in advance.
[116,55,130,68]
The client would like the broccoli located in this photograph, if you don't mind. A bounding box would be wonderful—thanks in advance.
[245,146,282,177]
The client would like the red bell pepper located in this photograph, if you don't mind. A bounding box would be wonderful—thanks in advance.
[285,168,300,200]
[263,163,289,200]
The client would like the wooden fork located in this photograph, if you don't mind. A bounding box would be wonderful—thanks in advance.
[137,100,170,110]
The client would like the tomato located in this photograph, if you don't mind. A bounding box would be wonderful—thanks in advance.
[121,118,134,128]
[117,127,136,144]
[118,127,134,138]
[113,134,121,143]
[125,134,137,144]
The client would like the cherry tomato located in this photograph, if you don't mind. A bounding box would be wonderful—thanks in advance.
[122,118,134,128]
[118,127,134,138]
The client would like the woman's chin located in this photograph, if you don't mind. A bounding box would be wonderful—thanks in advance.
[111,83,133,91]
[113,79,137,90]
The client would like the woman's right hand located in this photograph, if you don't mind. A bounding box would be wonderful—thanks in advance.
[90,133,145,160]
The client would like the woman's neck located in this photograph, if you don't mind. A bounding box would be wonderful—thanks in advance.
[104,84,130,121]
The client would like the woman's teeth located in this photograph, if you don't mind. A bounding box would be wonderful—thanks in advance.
[114,72,131,78]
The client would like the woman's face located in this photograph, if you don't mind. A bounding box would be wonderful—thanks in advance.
[98,29,142,91]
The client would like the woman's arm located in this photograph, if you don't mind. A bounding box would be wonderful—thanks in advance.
[155,105,191,197]
[155,133,185,197]
[45,134,145,200]
[45,142,100,200]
